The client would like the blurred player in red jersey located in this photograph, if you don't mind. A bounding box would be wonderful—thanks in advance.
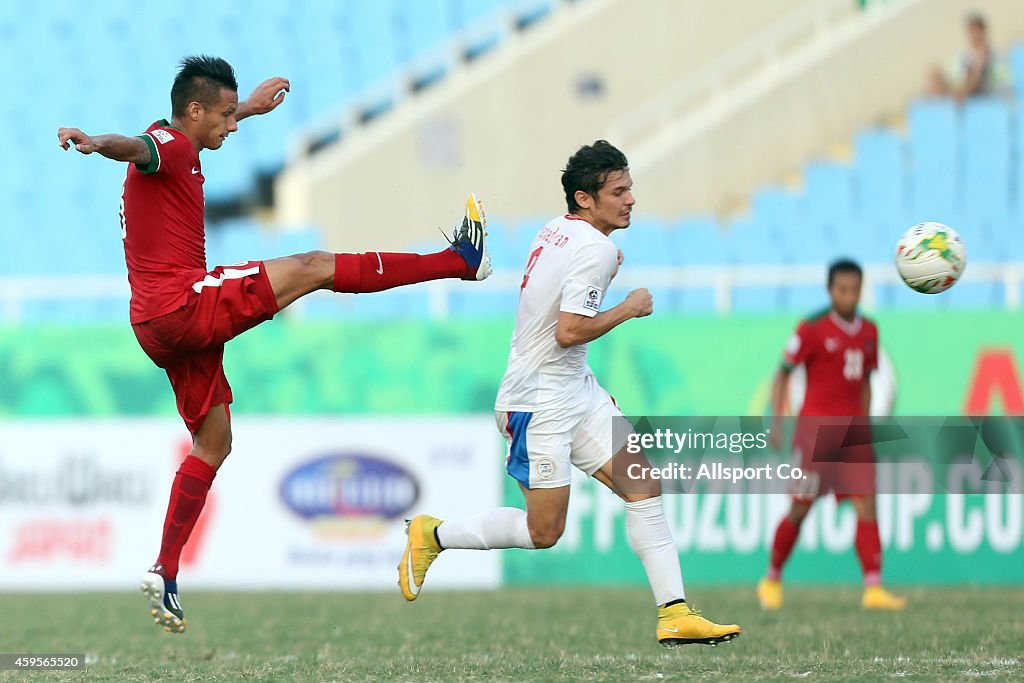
[759,259,906,611]
[57,55,491,634]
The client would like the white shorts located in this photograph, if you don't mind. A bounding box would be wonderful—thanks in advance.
[495,379,629,489]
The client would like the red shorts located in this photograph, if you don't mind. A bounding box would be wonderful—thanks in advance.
[132,261,279,433]
[790,416,876,502]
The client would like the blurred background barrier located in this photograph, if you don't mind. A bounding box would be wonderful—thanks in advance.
[0,417,502,590]
[3,312,1021,418]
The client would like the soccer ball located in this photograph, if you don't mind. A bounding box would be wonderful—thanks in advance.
[895,222,966,294]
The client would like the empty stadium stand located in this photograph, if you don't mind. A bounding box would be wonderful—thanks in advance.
[2,2,1023,322]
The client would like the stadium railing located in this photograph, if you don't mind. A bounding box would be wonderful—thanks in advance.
[3,262,1020,324]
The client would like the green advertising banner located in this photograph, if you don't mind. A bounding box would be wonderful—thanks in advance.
[502,477,1023,586]
[501,412,1024,587]
[2,311,1022,417]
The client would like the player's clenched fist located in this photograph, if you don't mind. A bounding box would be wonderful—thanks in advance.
[58,127,94,154]
[625,288,653,318]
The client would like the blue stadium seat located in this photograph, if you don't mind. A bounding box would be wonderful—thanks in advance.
[673,216,728,265]
[853,129,907,223]
[349,1,402,106]
[803,161,854,224]
[398,0,456,86]
[480,220,527,269]
[611,218,674,266]
[754,188,800,227]
[454,0,509,59]
[1015,105,1024,218]
[207,219,267,266]
[908,99,959,219]
[1010,42,1024,99]
[951,217,1004,263]
[725,216,787,265]
[201,141,255,200]
[512,0,556,28]
[272,227,324,256]
[511,216,547,264]
[786,223,835,265]
[293,3,361,116]
[962,98,1011,220]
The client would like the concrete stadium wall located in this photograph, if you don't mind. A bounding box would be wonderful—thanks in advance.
[275,0,806,252]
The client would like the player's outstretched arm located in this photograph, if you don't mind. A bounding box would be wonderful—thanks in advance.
[555,288,653,348]
[57,128,150,165]
[236,77,290,122]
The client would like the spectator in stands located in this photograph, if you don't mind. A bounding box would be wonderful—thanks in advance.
[926,12,995,102]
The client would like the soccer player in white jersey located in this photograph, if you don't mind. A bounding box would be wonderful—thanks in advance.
[398,141,741,647]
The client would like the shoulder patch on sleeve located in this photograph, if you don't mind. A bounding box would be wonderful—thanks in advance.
[584,286,603,312]
[150,128,175,144]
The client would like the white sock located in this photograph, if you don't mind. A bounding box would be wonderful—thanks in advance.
[436,507,536,550]
[625,496,685,605]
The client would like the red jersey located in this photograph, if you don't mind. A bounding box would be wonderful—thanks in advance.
[121,120,207,323]
[782,308,878,416]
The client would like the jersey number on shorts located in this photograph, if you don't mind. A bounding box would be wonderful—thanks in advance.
[843,348,864,381]
[521,246,544,290]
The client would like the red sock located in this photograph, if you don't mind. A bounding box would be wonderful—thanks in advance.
[855,519,882,586]
[767,517,801,580]
[332,250,467,293]
[154,455,216,580]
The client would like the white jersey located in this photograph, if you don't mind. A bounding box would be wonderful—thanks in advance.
[495,214,620,413]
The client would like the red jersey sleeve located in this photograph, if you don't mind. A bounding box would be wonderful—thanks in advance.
[782,321,812,370]
[135,126,194,176]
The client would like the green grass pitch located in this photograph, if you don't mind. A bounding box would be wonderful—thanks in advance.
[1,586,1022,682]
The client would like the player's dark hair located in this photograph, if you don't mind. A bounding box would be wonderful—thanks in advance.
[828,258,863,287]
[561,140,629,213]
[171,55,238,117]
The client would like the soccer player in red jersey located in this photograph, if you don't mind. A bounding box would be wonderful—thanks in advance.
[758,259,906,611]
[57,55,491,634]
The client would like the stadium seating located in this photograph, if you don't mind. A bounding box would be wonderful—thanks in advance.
[0,0,561,323]
[5,1,1024,323]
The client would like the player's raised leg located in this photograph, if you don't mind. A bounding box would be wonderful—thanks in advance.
[142,403,231,634]
[852,496,906,610]
[594,444,741,647]
[265,193,491,311]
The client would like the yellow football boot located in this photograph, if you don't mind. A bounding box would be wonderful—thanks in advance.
[757,577,784,610]
[398,514,444,601]
[862,585,907,610]
[656,602,741,647]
